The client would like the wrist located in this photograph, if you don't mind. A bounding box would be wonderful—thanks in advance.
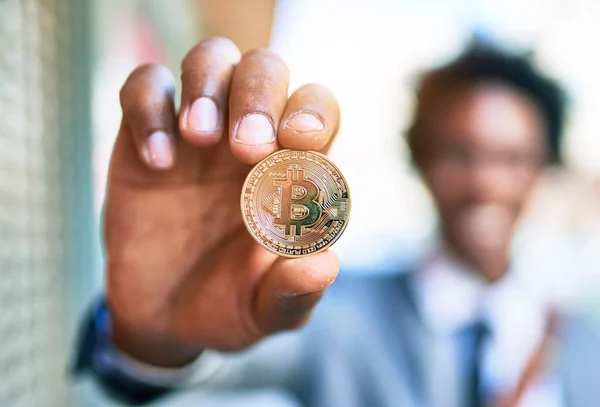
[111,319,203,368]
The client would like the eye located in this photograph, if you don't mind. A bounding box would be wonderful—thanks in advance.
[499,150,541,168]
[441,144,473,164]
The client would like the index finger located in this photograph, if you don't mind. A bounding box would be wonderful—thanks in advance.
[278,84,340,153]
[228,49,290,164]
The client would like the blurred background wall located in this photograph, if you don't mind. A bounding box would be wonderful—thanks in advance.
[90,0,600,304]
[1,0,600,405]
[0,0,97,406]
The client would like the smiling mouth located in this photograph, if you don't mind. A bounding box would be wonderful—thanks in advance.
[456,204,514,252]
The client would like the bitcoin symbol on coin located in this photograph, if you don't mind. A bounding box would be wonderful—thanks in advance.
[273,165,321,238]
[241,150,350,258]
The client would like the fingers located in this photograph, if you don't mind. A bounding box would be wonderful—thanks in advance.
[253,251,340,333]
[118,63,177,171]
[227,51,339,163]
[179,37,241,147]
[229,49,289,164]
[278,84,340,152]
[117,41,340,178]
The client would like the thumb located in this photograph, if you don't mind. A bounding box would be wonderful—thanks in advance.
[253,251,340,333]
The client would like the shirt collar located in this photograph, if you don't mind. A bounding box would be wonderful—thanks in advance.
[411,248,552,389]
[413,249,485,335]
[412,248,548,338]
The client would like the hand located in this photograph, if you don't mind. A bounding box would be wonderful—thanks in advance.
[105,38,341,367]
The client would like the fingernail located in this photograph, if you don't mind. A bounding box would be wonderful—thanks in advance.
[187,97,219,132]
[234,114,275,145]
[284,112,324,133]
[144,131,174,169]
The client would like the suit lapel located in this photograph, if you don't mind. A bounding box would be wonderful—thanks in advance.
[555,317,600,407]
[390,274,600,407]
[393,272,477,407]
[391,273,461,407]
[394,273,430,405]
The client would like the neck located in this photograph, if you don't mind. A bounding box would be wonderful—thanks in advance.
[443,243,510,283]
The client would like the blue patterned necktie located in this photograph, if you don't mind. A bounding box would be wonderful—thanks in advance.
[462,320,490,407]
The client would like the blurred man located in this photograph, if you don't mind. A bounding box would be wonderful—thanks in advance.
[74,38,600,407]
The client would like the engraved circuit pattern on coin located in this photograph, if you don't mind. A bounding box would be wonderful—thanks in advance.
[241,150,351,258]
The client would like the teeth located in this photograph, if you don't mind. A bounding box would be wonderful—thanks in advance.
[458,204,512,249]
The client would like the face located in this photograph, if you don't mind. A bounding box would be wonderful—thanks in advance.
[419,83,546,281]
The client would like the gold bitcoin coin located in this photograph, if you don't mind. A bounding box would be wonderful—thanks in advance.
[241,150,351,258]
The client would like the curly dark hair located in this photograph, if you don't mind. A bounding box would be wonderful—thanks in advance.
[407,43,567,165]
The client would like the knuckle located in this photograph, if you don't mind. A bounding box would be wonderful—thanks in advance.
[294,85,338,112]
[240,74,279,92]
[242,48,289,76]
[121,63,170,92]
[243,48,273,60]
[297,83,335,99]
[120,63,174,110]
[204,36,241,60]
[182,37,241,71]
[121,102,154,122]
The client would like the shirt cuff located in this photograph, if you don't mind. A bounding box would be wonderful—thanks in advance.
[98,343,224,388]
[91,298,224,389]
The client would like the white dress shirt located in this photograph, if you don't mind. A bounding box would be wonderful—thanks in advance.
[413,250,563,407]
